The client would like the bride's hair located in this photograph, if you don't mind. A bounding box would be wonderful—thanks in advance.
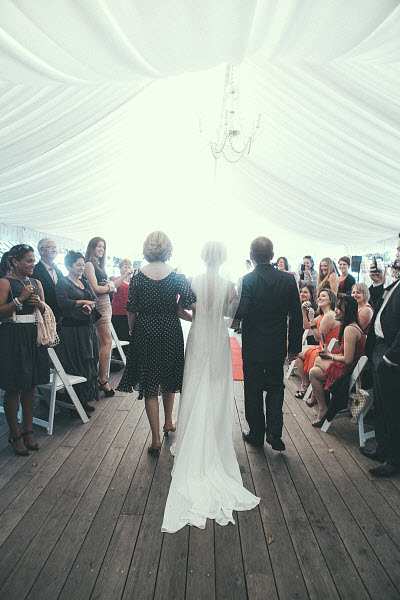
[201,241,227,268]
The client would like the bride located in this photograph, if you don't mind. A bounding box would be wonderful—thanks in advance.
[161,241,260,533]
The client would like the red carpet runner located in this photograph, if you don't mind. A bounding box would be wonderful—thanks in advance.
[230,337,244,381]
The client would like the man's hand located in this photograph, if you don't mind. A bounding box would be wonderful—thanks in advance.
[288,352,299,363]
[370,264,383,285]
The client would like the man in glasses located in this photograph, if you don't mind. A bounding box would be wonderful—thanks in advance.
[33,238,64,321]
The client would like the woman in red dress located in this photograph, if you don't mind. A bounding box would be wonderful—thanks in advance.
[309,296,366,426]
[351,282,374,335]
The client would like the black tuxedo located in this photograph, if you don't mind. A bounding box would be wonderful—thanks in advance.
[235,264,303,441]
[366,280,400,465]
[32,261,64,320]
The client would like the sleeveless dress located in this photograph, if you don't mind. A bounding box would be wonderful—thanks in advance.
[359,304,373,335]
[0,277,50,392]
[87,262,112,326]
[303,314,340,374]
[117,270,196,399]
[324,325,366,390]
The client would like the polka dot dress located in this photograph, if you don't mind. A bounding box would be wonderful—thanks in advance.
[117,270,196,399]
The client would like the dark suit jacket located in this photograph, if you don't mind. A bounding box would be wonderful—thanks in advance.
[235,263,303,363]
[366,280,400,364]
[32,261,64,320]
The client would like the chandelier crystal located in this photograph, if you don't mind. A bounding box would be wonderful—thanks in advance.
[208,64,261,163]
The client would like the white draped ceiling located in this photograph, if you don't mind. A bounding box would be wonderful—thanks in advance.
[0,0,399,263]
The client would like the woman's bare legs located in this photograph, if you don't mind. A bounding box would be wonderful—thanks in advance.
[309,357,332,421]
[295,346,311,389]
[162,393,175,430]
[95,322,113,390]
[145,396,160,445]
[20,388,37,447]
[3,391,25,452]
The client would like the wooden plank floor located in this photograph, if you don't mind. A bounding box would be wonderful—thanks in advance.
[1,366,400,600]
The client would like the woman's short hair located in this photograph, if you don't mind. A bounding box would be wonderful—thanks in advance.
[119,258,132,270]
[64,251,85,269]
[85,237,106,271]
[201,241,227,268]
[143,231,172,262]
[250,236,274,264]
[318,288,337,311]
[338,256,351,266]
[277,256,289,271]
[352,282,370,303]
[0,244,34,277]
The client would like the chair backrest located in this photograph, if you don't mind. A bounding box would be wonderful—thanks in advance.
[327,337,337,352]
[302,330,308,345]
[349,355,368,393]
[47,347,68,379]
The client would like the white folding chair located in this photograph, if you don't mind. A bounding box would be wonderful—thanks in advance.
[107,322,129,377]
[36,348,89,434]
[286,330,308,379]
[321,355,375,447]
[303,337,338,401]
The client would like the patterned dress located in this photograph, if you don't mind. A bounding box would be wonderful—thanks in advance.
[117,270,196,399]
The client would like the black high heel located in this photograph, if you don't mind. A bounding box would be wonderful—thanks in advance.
[9,433,30,456]
[98,379,115,397]
[22,430,39,451]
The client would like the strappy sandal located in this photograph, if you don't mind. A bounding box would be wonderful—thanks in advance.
[8,433,30,456]
[98,379,115,397]
[295,386,308,399]
[22,430,39,451]
[163,422,176,437]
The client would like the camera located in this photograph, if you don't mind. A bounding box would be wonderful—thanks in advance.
[301,264,305,271]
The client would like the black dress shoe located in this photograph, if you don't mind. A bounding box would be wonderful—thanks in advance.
[266,435,286,452]
[369,462,400,477]
[359,447,385,463]
[242,431,264,447]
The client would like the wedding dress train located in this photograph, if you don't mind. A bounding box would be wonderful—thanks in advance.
[161,266,260,533]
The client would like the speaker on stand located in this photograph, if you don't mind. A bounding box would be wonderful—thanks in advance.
[351,255,362,282]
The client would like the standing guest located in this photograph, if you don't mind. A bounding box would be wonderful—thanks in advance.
[299,284,318,345]
[294,289,340,402]
[309,296,366,426]
[235,236,303,451]
[361,237,400,477]
[276,257,290,272]
[244,259,253,273]
[0,244,49,455]
[84,237,116,397]
[32,238,64,321]
[111,259,133,347]
[351,283,374,334]
[317,257,339,295]
[117,231,196,453]
[298,255,318,288]
[337,256,356,297]
[56,251,100,414]
[359,261,372,287]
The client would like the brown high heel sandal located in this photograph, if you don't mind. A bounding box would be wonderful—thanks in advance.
[163,422,176,437]
[148,442,162,454]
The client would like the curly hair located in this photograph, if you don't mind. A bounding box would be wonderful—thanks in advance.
[143,231,172,262]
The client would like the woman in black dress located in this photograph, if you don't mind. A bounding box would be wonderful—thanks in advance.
[0,244,50,455]
[56,251,99,413]
[117,231,196,453]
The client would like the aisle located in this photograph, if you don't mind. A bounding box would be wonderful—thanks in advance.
[0,368,399,599]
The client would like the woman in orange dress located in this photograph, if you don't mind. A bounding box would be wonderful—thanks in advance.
[294,289,340,402]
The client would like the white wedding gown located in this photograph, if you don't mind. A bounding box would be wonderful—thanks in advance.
[161,271,260,533]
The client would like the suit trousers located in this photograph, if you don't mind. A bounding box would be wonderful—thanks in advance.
[372,341,400,465]
[243,359,285,441]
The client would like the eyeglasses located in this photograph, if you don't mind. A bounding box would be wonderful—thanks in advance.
[43,246,58,251]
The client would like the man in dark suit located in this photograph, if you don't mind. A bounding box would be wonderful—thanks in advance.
[32,238,64,321]
[361,236,400,477]
[235,236,303,451]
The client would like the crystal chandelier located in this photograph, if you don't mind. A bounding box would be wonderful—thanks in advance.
[207,64,261,163]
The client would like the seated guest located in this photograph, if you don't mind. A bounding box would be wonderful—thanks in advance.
[299,284,318,346]
[337,256,356,297]
[0,244,50,455]
[317,258,339,295]
[56,251,99,414]
[32,238,64,321]
[298,255,318,288]
[351,283,374,334]
[294,289,340,402]
[111,259,133,353]
[361,239,400,476]
[309,296,366,426]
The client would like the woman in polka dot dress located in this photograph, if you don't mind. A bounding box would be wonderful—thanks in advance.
[117,231,196,453]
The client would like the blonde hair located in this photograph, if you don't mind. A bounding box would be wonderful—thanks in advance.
[143,231,172,262]
[352,282,370,303]
[118,258,132,269]
[317,257,338,293]
[201,241,227,268]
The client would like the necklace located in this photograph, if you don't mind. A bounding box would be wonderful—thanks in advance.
[13,273,35,292]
